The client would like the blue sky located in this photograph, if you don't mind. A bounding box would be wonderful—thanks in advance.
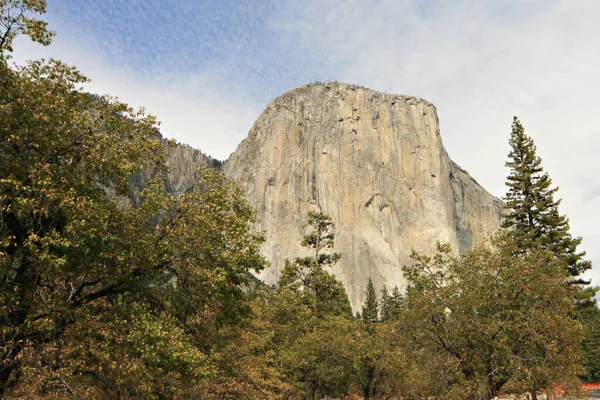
[41,0,327,100]
[13,0,600,294]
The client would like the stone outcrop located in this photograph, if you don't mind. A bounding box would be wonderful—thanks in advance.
[128,139,218,207]
[161,139,219,195]
[223,82,503,309]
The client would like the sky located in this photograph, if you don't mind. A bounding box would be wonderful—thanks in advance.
[12,0,600,296]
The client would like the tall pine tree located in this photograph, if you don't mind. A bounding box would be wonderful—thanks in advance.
[380,286,403,322]
[380,286,391,322]
[362,278,379,323]
[504,116,600,389]
[503,117,593,292]
[278,212,351,318]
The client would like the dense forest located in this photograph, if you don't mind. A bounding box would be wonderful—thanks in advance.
[1,1,599,399]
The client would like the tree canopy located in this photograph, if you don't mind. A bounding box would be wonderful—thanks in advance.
[0,6,265,395]
[0,0,54,53]
[503,117,598,386]
[402,240,583,400]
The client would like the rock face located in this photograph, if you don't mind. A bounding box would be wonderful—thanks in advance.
[129,139,217,207]
[161,140,218,195]
[223,82,503,309]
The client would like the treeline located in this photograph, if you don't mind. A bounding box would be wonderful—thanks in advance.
[198,209,597,400]
[1,2,600,399]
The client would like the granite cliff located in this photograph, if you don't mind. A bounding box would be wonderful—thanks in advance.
[222,82,503,309]
[153,82,503,309]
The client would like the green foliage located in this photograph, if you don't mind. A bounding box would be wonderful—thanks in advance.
[503,116,592,281]
[278,212,351,319]
[503,117,597,384]
[0,47,265,396]
[362,277,378,323]
[249,285,352,399]
[300,211,342,267]
[195,298,299,400]
[210,158,223,170]
[349,319,409,399]
[0,0,55,53]
[1,7,592,397]
[247,213,354,399]
[402,239,584,400]
[279,316,353,399]
[579,306,600,382]
[380,285,403,322]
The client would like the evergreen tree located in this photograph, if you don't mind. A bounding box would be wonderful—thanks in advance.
[300,211,342,268]
[389,286,404,318]
[503,117,593,291]
[503,117,597,383]
[380,285,404,322]
[362,277,379,323]
[272,213,353,398]
[278,212,351,318]
[579,306,600,382]
[380,286,391,322]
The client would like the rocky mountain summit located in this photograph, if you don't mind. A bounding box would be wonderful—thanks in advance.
[163,82,503,309]
[223,82,502,309]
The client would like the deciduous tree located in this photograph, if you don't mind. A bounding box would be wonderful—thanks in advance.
[402,240,583,400]
[0,18,265,396]
[0,0,54,53]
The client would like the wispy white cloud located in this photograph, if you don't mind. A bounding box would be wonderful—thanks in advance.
[12,34,263,161]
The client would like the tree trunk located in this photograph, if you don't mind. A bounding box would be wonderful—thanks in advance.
[530,387,538,400]
[0,365,15,398]
[363,371,373,400]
